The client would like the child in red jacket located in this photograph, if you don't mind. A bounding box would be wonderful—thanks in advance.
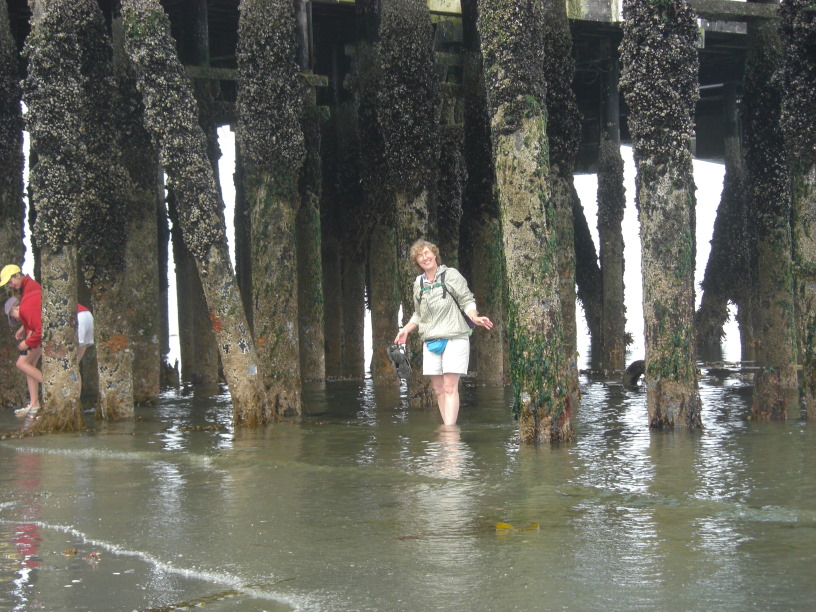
[2,265,95,416]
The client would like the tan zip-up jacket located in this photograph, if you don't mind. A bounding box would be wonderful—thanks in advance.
[408,265,476,342]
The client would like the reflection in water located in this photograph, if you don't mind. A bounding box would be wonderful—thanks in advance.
[0,452,44,611]
[0,373,813,610]
[13,453,42,568]
[400,424,482,601]
[422,425,470,480]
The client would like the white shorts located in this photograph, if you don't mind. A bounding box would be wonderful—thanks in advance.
[422,337,470,376]
[78,310,94,347]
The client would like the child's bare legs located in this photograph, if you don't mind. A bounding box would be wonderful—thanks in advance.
[15,347,42,407]
[15,345,88,405]
[77,345,87,396]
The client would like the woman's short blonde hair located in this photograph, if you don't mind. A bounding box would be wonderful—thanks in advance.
[409,239,441,269]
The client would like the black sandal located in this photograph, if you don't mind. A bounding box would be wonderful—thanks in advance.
[387,344,411,378]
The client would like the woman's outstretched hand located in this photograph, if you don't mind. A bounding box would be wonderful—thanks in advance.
[394,322,418,345]
[471,314,493,330]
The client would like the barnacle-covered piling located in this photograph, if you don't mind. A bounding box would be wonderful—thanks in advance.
[112,17,162,404]
[780,0,816,419]
[377,0,440,406]
[334,105,367,380]
[234,144,253,336]
[167,188,219,387]
[543,0,581,405]
[23,0,87,430]
[574,185,603,358]
[177,7,223,391]
[742,14,798,420]
[349,30,400,386]
[619,0,702,428]
[342,243,367,379]
[316,103,367,380]
[436,122,466,270]
[369,220,401,385]
[460,0,505,385]
[121,0,268,425]
[0,1,25,407]
[478,0,573,443]
[320,117,345,380]
[77,1,134,420]
[596,47,626,371]
[297,89,327,383]
[695,104,749,358]
[780,0,816,418]
[597,134,627,370]
[237,0,306,417]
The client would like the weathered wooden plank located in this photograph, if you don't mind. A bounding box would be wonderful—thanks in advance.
[690,0,777,22]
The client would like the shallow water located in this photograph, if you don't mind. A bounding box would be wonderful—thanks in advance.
[0,367,814,611]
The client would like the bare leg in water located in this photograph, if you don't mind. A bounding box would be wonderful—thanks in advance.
[429,372,462,425]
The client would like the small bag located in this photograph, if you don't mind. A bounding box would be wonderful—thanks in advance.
[425,338,448,354]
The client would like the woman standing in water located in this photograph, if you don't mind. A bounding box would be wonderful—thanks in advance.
[394,240,493,425]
